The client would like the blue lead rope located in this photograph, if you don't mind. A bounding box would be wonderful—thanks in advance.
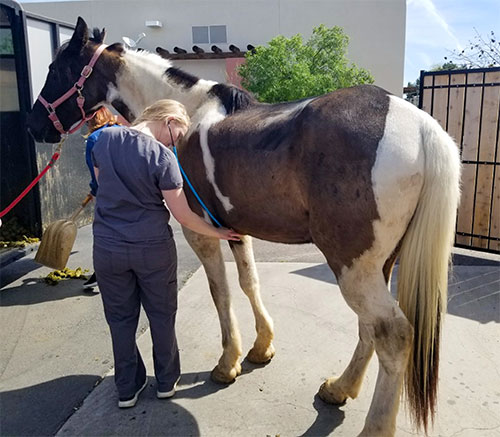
[172,146,223,228]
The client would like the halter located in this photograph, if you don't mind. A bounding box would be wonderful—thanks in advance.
[37,44,108,135]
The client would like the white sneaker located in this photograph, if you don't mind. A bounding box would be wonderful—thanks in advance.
[118,379,148,408]
[157,377,180,399]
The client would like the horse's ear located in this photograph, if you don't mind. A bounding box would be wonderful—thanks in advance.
[67,17,89,54]
[99,28,106,43]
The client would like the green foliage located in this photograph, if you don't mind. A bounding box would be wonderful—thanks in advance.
[238,25,374,103]
[430,61,465,71]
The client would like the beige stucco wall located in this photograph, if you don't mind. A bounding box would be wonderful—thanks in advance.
[23,0,406,95]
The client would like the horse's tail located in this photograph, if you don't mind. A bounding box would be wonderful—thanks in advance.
[397,114,461,432]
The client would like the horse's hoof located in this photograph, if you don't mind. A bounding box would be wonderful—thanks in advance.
[318,379,348,405]
[210,362,241,384]
[246,343,275,364]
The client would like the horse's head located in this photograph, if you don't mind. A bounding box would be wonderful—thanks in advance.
[27,17,123,143]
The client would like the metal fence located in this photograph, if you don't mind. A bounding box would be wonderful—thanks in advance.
[419,67,500,254]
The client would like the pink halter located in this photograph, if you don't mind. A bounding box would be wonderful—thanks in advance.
[37,44,108,135]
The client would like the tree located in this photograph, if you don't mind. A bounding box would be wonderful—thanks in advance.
[445,29,499,68]
[405,62,464,105]
[238,25,374,103]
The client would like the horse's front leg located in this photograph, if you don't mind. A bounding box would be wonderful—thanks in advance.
[182,227,242,383]
[229,236,275,363]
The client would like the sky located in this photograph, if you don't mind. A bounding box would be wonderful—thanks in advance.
[405,0,500,84]
[19,0,500,86]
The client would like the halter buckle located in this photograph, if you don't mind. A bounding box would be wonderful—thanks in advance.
[81,65,93,78]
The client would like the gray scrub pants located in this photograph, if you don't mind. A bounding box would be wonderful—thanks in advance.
[93,237,180,399]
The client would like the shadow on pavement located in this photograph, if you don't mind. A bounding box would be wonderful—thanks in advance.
[0,277,96,307]
[290,263,337,285]
[0,257,42,288]
[0,374,101,437]
[289,256,499,324]
[300,394,346,437]
[173,371,231,399]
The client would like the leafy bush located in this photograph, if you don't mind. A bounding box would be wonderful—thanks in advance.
[238,24,374,103]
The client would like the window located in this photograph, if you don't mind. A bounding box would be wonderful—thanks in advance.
[192,25,227,44]
[0,7,19,111]
[192,26,209,44]
[209,25,227,44]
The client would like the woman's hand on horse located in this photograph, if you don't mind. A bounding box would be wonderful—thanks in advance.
[217,228,242,241]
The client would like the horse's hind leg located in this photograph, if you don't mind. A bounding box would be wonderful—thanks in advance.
[182,227,242,383]
[319,253,397,404]
[326,260,413,437]
[319,320,374,403]
[229,236,275,363]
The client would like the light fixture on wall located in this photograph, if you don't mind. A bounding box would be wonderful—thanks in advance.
[122,32,146,48]
[145,20,162,28]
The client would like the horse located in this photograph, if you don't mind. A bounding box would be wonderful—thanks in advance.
[27,17,461,436]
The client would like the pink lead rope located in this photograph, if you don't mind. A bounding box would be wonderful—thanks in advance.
[37,43,108,135]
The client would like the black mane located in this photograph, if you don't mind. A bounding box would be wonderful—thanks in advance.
[90,27,105,43]
[165,67,199,88]
[209,84,255,114]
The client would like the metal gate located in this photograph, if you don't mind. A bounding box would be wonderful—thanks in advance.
[419,67,500,254]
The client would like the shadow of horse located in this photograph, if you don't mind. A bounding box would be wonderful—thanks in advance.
[300,394,346,437]
[291,259,499,324]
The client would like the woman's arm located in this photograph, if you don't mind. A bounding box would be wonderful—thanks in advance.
[162,188,241,241]
[85,134,99,196]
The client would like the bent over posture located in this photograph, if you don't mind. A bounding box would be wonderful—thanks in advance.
[91,99,240,408]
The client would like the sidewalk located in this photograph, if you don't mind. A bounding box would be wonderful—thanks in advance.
[58,261,499,437]
[1,224,499,436]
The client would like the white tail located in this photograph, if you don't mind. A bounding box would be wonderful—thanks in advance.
[397,114,461,432]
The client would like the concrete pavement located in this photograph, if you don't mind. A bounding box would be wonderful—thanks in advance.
[1,222,499,436]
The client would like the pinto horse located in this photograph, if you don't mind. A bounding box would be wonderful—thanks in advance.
[27,18,461,436]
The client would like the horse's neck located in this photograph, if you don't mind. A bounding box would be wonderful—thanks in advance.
[114,50,218,118]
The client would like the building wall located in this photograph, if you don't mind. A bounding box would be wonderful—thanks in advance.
[23,0,406,95]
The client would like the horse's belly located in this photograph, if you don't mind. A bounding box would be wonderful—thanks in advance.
[224,202,312,244]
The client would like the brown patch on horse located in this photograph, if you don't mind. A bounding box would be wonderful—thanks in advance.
[178,86,390,266]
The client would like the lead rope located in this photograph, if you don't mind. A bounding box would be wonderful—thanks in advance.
[168,124,223,228]
[0,137,66,224]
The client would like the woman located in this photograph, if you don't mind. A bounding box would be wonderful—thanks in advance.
[91,99,240,408]
[83,106,124,292]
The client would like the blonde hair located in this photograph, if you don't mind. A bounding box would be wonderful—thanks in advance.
[132,99,190,129]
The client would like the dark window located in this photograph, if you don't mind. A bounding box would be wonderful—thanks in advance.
[192,26,209,44]
[192,25,227,44]
[209,25,227,44]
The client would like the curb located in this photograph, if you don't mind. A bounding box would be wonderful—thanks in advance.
[0,243,40,268]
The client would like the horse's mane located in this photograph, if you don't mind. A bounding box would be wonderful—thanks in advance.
[90,27,104,43]
[86,31,255,115]
[209,83,256,114]
[164,65,255,114]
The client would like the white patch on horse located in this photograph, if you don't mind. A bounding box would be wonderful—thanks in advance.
[115,49,216,118]
[193,100,234,213]
[258,98,314,128]
[342,95,425,279]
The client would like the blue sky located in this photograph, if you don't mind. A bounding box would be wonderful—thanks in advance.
[19,0,500,86]
[405,0,500,84]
